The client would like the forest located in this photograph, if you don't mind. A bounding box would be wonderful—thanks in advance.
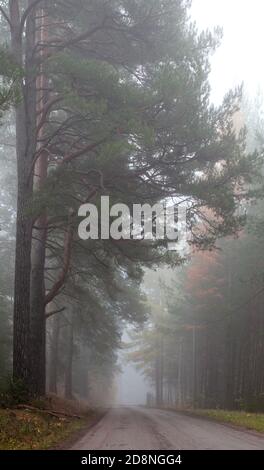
[0,0,264,452]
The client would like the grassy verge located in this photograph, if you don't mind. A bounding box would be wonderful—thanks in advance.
[0,399,99,450]
[186,409,264,433]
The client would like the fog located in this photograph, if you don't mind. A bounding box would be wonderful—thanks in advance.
[116,1,264,406]
[192,0,264,103]
[1,0,264,452]
[117,362,149,406]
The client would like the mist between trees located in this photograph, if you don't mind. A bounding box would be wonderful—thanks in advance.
[0,0,263,412]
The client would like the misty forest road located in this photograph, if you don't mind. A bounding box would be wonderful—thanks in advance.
[71,407,264,450]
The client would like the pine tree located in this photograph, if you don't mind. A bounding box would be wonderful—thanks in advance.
[0,1,260,397]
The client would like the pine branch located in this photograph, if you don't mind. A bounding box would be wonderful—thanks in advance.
[44,211,74,306]
[62,138,107,164]
[54,19,107,50]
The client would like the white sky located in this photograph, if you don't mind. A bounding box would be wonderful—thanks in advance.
[191,0,264,104]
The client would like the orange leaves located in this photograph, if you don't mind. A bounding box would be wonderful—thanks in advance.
[184,249,224,312]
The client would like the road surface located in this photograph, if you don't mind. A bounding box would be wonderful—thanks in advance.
[71,407,264,450]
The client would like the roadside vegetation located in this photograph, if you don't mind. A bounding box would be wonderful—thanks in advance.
[188,409,264,434]
[0,395,99,450]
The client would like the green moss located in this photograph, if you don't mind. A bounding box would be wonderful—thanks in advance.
[0,409,90,450]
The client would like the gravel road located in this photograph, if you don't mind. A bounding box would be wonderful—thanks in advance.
[71,406,264,450]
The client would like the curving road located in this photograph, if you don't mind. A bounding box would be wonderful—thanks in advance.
[71,407,264,450]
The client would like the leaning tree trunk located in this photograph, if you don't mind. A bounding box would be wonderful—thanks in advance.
[10,0,37,389]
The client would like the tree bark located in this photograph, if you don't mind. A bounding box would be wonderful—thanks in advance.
[224,259,235,409]
[29,6,49,396]
[48,314,61,394]
[10,0,37,389]
[64,318,74,400]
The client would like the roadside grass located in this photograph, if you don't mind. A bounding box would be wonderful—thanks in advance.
[188,409,264,433]
[0,407,90,450]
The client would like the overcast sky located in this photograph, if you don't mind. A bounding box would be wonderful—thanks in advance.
[191,0,264,104]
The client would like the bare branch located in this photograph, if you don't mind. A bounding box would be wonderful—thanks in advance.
[44,211,74,306]
[0,141,16,148]
[36,96,62,135]
[46,306,66,319]
[0,5,12,27]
